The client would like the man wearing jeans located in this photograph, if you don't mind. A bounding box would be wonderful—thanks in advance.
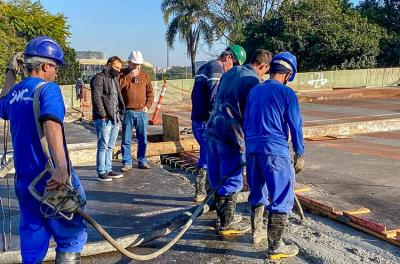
[91,56,125,182]
[119,51,154,170]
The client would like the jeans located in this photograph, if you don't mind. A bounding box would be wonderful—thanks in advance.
[94,119,120,174]
[247,153,295,214]
[121,110,148,166]
[192,120,207,169]
[206,138,244,196]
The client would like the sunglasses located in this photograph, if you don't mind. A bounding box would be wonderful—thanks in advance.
[47,63,60,73]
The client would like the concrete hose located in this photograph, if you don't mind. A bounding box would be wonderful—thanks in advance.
[76,162,247,261]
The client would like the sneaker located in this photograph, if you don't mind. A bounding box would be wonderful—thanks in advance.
[108,171,124,179]
[138,163,151,169]
[121,165,131,172]
[97,173,112,182]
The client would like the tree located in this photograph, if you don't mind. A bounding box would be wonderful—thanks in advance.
[240,0,385,71]
[0,4,25,86]
[358,0,400,67]
[0,0,80,85]
[206,0,282,43]
[161,0,214,77]
[141,64,156,81]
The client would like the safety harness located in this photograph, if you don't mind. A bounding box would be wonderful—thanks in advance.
[28,82,81,220]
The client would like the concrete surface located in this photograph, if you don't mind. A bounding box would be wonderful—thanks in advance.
[0,88,399,263]
[1,129,400,263]
[298,131,400,229]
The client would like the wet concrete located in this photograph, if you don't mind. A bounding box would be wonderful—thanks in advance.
[298,131,400,229]
[161,96,400,128]
[0,89,399,262]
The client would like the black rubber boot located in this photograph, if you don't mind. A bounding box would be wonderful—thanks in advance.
[55,252,81,264]
[194,168,208,202]
[267,213,299,261]
[215,193,250,236]
[251,205,267,245]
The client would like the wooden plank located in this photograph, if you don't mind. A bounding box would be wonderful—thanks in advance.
[343,208,371,215]
[296,194,335,212]
[343,212,387,233]
[382,229,400,239]
[294,186,312,193]
[162,114,180,141]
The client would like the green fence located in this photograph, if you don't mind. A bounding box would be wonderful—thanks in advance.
[290,67,400,91]
[60,67,400,108]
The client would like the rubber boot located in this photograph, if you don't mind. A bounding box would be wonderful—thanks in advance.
[215,193,251,236]
[194,168,207,202]
[55,252,81,264]
[267,213,299,261]
[251,205,267,245]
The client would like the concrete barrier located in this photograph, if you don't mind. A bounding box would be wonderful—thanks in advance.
[333,69,368,88]
[297,71,334,91]
[59,67,400,108]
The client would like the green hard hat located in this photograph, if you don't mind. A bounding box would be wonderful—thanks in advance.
[227,45,246,65]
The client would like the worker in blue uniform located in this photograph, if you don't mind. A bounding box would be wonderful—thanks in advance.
[206,49,272,235]
[0,36,87,263]
[191,45,247,202]
[244,52,305,261]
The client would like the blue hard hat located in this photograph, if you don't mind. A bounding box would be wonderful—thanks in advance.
[24,36,65,65]
[271,52,297,81]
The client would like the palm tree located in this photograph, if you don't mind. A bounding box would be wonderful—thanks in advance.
[161,0,214,77]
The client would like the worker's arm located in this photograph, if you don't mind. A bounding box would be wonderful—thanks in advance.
[43,120,69,190]
[0,52,24,99]
[38,82,69,189]
[287,93,304,156]
[287,92,305,173]
[118,69,133,89]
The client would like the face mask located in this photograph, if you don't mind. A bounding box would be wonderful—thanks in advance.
[110,68,119,78]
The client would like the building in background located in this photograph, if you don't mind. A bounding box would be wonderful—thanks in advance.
[76,50,154,82]
[76,51,104,60]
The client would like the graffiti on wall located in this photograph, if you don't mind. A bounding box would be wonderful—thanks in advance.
[300,72,330,89]
[367,68,400,87]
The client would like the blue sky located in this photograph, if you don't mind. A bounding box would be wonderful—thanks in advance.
[39,0,361,68]
[39,0,227,68]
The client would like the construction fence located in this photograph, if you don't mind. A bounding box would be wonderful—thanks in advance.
[60,67,400,116]
[60,79,195,119]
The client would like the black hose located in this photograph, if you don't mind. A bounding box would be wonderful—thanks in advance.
[77,162,246,260]
[77,161,306,260]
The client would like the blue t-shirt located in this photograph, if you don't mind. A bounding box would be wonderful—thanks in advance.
[191,60,224,121]
[244,79,305,157]
[0,77,65,185]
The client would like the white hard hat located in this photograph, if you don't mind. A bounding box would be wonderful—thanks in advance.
[128,50,144,64]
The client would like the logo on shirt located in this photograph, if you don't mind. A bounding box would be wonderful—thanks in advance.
[9,89,32,104]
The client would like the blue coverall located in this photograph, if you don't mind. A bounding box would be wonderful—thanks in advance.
[244,79,304,213]
[191,60,224,169]
[206,64,261,196]
[0,77,87,263]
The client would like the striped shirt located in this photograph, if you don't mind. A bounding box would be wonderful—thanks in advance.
[191,60,224,121]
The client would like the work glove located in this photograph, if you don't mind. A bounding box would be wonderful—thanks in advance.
[294,154,305,174]
[6,52,25,76]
